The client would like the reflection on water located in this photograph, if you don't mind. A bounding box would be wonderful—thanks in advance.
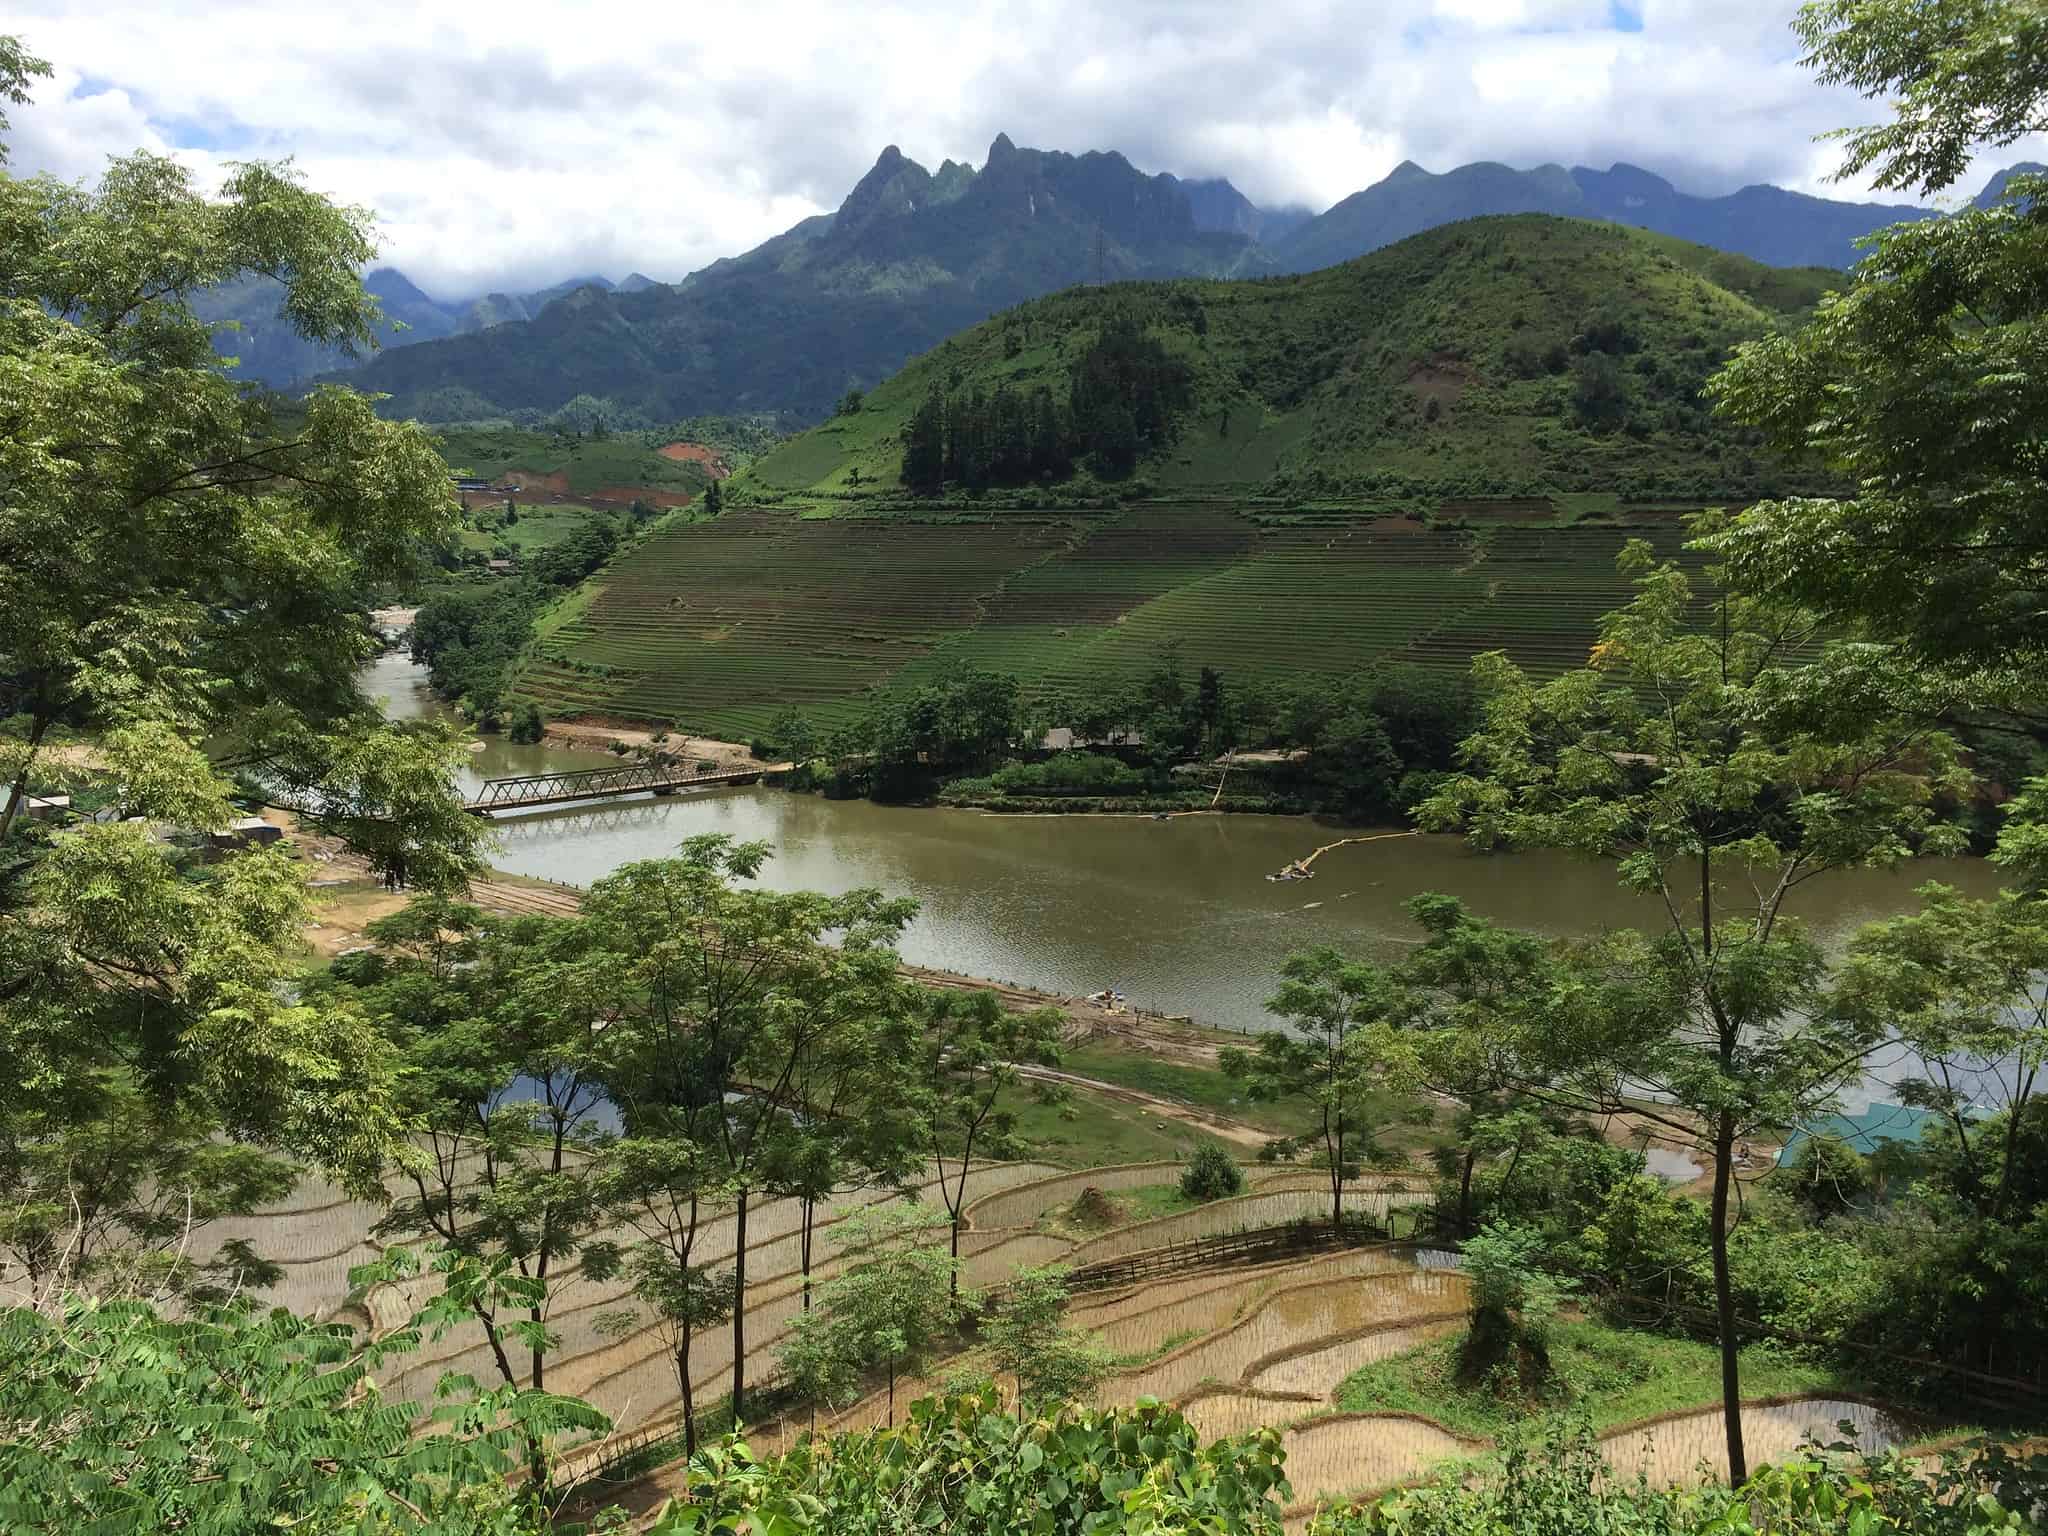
[1643,1147,1703,1183]
[364,651,2004,1033]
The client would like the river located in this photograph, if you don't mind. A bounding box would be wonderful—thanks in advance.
[364,650,2005,1046]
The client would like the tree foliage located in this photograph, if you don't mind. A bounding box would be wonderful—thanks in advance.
[1419,535,1971,1482]
[0,1250,607,1536]
[1223,949,1406,1229]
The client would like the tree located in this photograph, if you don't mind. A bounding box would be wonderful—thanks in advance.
[901,387,946,494]
[1707,0,2048,675]
[1458,1221,1574,1389]
[1393,894,1558,1237]
[776,1203,969,1428]
[580,836,916,1422]
[702,477,724,515]
[0,50,483,1284]
[347,900,617,1415]
[1418,535,1972,1483]
[0,122,470,857]
[1179,1142,1245,1202]
[590,1138,736,1456]
[904,988,1063,1294]
[1832,882,2048,1227]
[1222,949,1405,1230]
[768,706,816,762]
[977,1264,1109,1412]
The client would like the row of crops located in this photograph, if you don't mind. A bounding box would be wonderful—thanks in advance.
[520,503,1727,735]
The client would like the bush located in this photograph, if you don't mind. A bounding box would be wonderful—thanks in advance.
[987,752,1148,796]
[1181,1143,1246,1201]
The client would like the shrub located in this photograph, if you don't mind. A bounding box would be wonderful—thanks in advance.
[1181,1143,1246,1201]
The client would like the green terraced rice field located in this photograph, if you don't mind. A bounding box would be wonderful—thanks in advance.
[518,501,1739,734]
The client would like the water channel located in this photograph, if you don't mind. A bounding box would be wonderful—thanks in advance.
[364,649,2006,1056]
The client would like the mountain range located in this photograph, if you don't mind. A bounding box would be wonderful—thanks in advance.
[212,139,2031,422]
[195,267,660,390]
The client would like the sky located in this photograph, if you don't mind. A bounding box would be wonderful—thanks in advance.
[6,0,2033,302]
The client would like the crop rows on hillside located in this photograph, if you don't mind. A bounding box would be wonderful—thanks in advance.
[519,504,1758,735]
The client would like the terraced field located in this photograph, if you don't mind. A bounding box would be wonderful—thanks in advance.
[518,501,1740,735]
[231,1154,1928,1521]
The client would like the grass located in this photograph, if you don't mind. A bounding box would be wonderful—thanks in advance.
[1333,1319,1846,1440]
[1006,1084,1231,1168]
[1060,1044,1302,1138]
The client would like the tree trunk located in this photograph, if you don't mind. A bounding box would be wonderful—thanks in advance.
[0,713,50,846]
[949,1205,962,1299]
[1709,1118,1747,1486]
[677,1333,696,1456]
[801,1195,816,1314]
[530,1300,545,1392]
[1456,1148,1477,1235]
[730,1186,748,1423]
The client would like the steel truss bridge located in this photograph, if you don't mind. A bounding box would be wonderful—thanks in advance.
[465,761,766,815]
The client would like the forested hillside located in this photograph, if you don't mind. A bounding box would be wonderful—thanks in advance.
[739,215,1835,504]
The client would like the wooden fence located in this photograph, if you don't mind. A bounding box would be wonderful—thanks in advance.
[1063,1215,1394,1293]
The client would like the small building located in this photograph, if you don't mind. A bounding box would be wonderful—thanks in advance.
[450,475,491,493]
[204,816,284,860]
[486,558,518,575]
[20,792,70,822]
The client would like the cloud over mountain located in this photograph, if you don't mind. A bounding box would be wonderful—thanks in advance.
[7,0,2036,300]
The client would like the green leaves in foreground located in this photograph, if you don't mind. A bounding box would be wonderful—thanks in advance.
[0,1260,609,1535]
[1314,1415,2048,1536]
[648,1388,1290,1536]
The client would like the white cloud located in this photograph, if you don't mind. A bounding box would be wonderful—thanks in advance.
[6,0,2041,299]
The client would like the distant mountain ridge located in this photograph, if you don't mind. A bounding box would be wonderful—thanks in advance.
[1268,157,1996,273]
[195,266,660,389]
[335,135,1281,423]
[266,143,2028,421]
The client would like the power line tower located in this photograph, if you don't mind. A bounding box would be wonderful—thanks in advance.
[1093,226,1107,287]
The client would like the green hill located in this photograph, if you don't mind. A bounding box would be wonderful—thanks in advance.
[509,216,1837,738]
[736,215,1836,506]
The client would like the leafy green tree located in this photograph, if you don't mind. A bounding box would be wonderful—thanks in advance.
[1392,896,1561,1237]
[776,1203,968,1427]
[905,988,1063,1292]
[977,1263,1109,1413]
[580,836,916,1421]
[591,1138,736,1456]
[1709,0,2048,676]
[901,387,947,494]
[0,100,469,861]
[1223,949,1406,1230]
[0,1082,293,1308]
[1419,537,1972,1483]
[349,900,617,1401]
[768,705,817,762]
[1179,1142,1246,1202]
[1458,1221,1574,1388]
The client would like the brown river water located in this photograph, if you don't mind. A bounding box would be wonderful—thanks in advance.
[364,650,2004,1034]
